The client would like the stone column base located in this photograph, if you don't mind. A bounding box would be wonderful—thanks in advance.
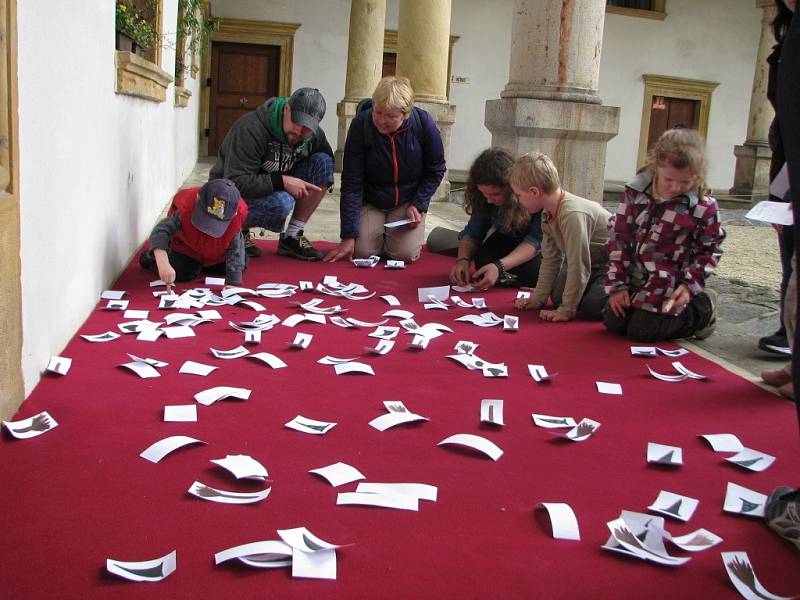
[730,143,772,201]
[415,100,456,202]
[485,97,619,203]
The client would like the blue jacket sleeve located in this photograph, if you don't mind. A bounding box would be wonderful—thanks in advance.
[339,112,368,239]
[412,110,447,212]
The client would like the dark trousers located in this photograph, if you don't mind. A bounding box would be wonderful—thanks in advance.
[777,215,795,336]
[550,265,608,321]
[602,292,714,342]
[140,248,231,283]
[475,231,542,288]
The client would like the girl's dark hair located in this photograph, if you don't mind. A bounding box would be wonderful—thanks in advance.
[773,0,793,44]
[464,148,529,232]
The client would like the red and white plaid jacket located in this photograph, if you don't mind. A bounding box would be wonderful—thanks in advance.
[605,171,725,315]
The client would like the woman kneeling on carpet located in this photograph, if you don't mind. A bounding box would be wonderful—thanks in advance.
[603,128,725,342]
[138,179,248,291]
[442,148,544,289]
[323,76,446,264]
[509,152,611,322]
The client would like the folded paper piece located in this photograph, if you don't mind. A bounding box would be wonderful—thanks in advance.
[277,527,347,553]
[503,315,519,331]
[211,455,268,480]
[247,352,288,369]
[119,360,160,379]
[648,490,699,521]
[357,482,438,502]
[214,540,293,569]
[631,346,657,356]
[725,448,776,472]
[438,433,503,461]
[317,355,360,365]
[417,285,450,302]
[106,550,176,582]
[722,551,795,600]
[700,433,745,453]
[480,399,504,426]
[205,276,225,286]
[538,502,581,541]
[309,462,366,487]
[289,332,313,349]
[745,198,794,226]
[386,260,405,269]
[672,361,706,380]
[334,362,375,376]
[647,442,683,466]
[532,414,577,429]
[104,299,129,311]
[210,345,249,359]
[194,386,251,406]
[381,294,401,306]
[179,360,218,376]
[669,528,722,552]
[101,289,126,300]
[596,381,622,395]
[291,547,337,580]
[2,411,59,439]
[81,331,120,343]
[647,365,689,382]
[45,356,72,375]
[285,415,337,435]
[188,480,271,504]
[139,435,205,463]
[365,339,395,355]
[282,313,327,327]
[528,364,556,382]
[369,410,429,431]
[604,517,690,566]
[244,329,261,344]
[352,255,380,268]
[562,418,601,442]
[163,405,197,422]
[723,482,768,517]
[384,218,413,229]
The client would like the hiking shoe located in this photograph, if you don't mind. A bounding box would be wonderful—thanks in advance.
[765,486,800,551]
[138,249,155,270]
[694,288,718,340]
[277,231,323,261]
[758,332,791,355]
[243,228,262,258]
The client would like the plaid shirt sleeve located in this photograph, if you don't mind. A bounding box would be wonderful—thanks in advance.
[604,187,637,293]
[681,197,725,295]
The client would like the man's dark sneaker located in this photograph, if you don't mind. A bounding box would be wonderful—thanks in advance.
[277,230,323,261]
[243,228,262,258]
[694,288,718,340]
[758,331,791,355]
[765,486,800,552]
[138,249,155,270]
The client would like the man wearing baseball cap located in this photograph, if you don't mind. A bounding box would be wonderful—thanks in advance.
[210,87,334,261]
[138,179,249,290]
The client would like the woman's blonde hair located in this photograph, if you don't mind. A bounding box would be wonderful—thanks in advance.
[372,76,415,114]
[508,152,561,195]
[645,128,708,193]
[464,148,530,233]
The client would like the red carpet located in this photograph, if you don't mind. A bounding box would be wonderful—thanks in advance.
[1,242,798,599]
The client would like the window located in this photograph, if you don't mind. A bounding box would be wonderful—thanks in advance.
[606,0,666,20]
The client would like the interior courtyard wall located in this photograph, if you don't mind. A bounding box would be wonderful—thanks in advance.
[17,0,200,397]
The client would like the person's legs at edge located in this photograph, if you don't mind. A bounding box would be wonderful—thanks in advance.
[760,225,794,353]
[384,203,426,263]
[475,231,541,287]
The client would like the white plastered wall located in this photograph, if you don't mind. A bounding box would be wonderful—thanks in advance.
[17,0,201,397]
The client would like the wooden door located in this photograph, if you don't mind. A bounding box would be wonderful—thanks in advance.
[208,41,281,155]
[646,96,698,152]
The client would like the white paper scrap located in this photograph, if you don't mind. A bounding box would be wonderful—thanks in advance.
[214,540,292,568]
[503,315,519,331]
[291,547,337,580]
[2,411,58,439]
[657,347,689,357]
[365,339,395,355]
[381,295,401,306]
[384,218,413,229]
[334,362,375,376]
[383,309,414,319]
[101,290,126,300]
[700,433,745,453]
[647,442,683,466]
[745,199,794,226]
[163,405,197,422]
[247,352,288,369]
[104,299,129,311]
[563,418,601,442]
[722,551,794,600]
[289,332,313,349]
[356,482,438,502]
[726,448,776,472]
[194,386,251,406]
[46,356,72,375]
[672,361,707,380]
[480,399,504,426]
[285,415,336,435]
[210,345,249,359]
[369,411,429,431]
[139,435,205,463]
[179,360,218,376]
[648,490,699,521]
[210,455,268,480]
[438,433,503,461]
[669,528,722,552]
[385,260,405,269]
[244,329,262,344]
[205,276,226,286]
[106,550,176,582]
[120,361,161,379]
[282,313,327,327]
[630,346,657,356]
[723,482,768,517]
[596,381,622,395]
[309,462,365,487]
[647,365,688,382]
[277,527,346,553]
[189,481,271,504]
[532,414,577,429]
[528,364,556,383]
[538,503,581,540]
[81,331,120,343]
[336,491,419,511]
[162,325,195,339]
[417,285,450,302]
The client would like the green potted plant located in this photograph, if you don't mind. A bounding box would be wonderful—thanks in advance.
[174,0,219,76]
[115,0,159,55]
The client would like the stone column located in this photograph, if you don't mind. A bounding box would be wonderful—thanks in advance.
[335,0,387,171]
[730,0,777,201]
[485,0,619,202]
[396,0,455,200]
